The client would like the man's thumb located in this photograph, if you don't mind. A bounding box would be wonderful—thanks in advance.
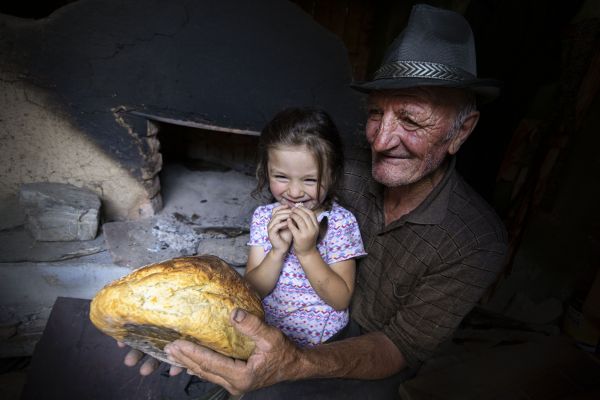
[230,308,271,343]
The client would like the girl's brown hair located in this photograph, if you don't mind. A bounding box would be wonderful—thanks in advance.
[254,107,344,207]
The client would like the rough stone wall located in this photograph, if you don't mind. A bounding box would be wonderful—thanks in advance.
[0,77,157,220]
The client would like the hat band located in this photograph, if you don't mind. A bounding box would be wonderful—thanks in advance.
[373,61,475,82]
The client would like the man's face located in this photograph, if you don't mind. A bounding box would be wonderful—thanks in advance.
[365,88,466,187]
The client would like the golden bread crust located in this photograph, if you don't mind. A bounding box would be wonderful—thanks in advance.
[89,255,263,363]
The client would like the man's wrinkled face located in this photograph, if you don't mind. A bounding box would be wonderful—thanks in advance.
[365,88,464,187]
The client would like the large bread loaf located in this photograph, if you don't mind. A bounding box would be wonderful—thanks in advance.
[89,255,263,365]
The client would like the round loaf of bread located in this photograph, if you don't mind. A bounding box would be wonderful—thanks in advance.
[89,255,263,365]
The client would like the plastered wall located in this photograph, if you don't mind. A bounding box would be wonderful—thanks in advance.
[0,77,158,221]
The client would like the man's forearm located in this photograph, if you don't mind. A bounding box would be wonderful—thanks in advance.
[163,310,406,395]
[293,331,406,381]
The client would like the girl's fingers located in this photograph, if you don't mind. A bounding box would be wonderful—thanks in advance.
[288,213,306,231]
[272,207,292,217]
[291,208,317,230]
[287,215,300,234]
[271,213,291,223]
[269,222,289,235]
[268,212,291,229]
[268,217,290,231]
[288,214,317,239]
[292,205,317,221]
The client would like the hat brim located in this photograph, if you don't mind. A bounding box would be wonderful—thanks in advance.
[351,77,501,103]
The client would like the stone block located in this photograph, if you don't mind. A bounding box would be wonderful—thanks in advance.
[19,182,101,241]
[103,217,200,268]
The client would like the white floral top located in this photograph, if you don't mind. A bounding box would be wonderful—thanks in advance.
[247,201,366,347]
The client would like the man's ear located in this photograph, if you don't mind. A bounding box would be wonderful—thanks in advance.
[448,111,480,155]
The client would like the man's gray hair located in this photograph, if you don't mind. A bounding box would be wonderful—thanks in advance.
[446,91,477,141]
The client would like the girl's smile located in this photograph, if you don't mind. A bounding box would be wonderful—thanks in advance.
[267,145,327,211]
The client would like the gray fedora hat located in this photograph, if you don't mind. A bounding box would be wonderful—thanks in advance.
[352,4,500,102]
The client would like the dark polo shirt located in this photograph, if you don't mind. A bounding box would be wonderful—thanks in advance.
[338,146,508,369]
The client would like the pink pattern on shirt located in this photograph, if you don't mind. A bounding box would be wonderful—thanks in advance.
[247,202,367,347]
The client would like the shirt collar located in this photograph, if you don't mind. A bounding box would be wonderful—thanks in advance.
[406,157,455,225]
[369,157,457,227]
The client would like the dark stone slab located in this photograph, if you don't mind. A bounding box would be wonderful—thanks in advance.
[20,297,197,400]
[0,227,105,263]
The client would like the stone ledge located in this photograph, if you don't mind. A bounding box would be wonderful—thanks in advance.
[0,256,130,357]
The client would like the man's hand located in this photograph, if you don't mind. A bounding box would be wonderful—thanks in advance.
[118,341,184,376]
[164,308,301,395]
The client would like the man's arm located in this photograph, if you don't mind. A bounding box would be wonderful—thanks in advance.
[164,308,406,395]
[301,330,405,379]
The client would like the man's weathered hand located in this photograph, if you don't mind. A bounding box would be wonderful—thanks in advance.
[164,308,300,395]
[118,341,184,376]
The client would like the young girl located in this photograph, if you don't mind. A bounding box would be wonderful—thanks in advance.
[245,107,366,347]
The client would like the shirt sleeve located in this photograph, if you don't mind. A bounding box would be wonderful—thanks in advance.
[382,236,507,368]
[323,207,367,264]
[246,206,270,249]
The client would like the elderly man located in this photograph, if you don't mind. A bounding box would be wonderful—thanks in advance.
[125,4,508,399]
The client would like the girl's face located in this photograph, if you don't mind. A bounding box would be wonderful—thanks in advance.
[267,145,328,211]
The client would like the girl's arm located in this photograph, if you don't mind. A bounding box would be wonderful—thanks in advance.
[296,252,356,311]
[288,206,356,310]
[245,205,293,298]
[244,245,286,298]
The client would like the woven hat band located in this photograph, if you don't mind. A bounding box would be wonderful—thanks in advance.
[373,61,475,83]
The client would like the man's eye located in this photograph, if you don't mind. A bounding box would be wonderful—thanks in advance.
[367,109,383,120]
[400,118,421,131]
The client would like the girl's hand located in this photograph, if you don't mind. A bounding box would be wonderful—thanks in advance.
[288,205,319,256]
[267,205,293,255]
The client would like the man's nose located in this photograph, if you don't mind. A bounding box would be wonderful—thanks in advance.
[371,115,400,152]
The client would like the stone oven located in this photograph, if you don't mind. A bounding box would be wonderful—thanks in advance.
[0,0,364,356]
[0,0,364,220]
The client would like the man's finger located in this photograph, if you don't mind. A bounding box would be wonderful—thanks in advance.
[169,365,184,376]
[165,341,240,392]
[139,357,160,376]
[167,340,237,372]
[124,348,144,367]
